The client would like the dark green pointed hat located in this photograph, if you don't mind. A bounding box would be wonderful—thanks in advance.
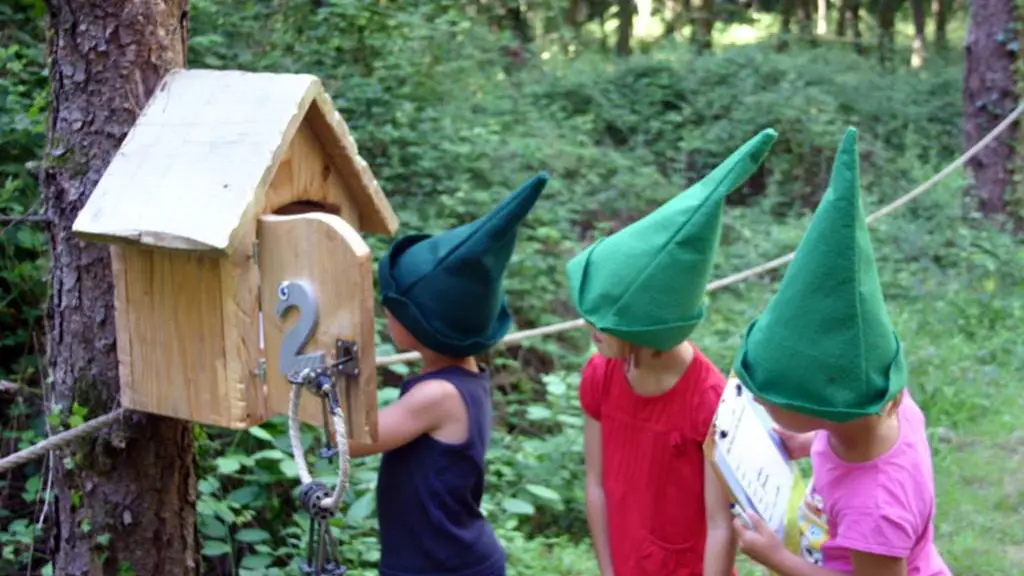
[378,173,548,357]
[565,129,778,351]
[733,128,907,423]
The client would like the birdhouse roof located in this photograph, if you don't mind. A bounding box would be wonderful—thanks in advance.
[72,69,399,254]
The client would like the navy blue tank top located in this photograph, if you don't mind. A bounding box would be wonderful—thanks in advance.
[376,366,505,576]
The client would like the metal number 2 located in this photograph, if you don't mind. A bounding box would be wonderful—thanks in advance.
[276,280,326,377]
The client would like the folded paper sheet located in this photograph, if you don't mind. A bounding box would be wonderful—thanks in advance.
[704,373,795,538]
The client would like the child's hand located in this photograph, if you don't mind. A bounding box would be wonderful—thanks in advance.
[774,426,815,460]
[733,511,786,569]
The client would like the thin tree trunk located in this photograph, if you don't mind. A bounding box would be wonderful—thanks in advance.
[877,0,897,66]
[40,1,198,574]
[962,0,1019,224]
[835,0,847,36]
[617,0,634,56]
[847,0,863,51]
[910,0,927,67]
[817,0,829,34]
[932,0,948,49]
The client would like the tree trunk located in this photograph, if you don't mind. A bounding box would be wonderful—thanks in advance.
[932,0,948,50]
[835,0,846,36]
[40,1,197,575]
[910,0,927,67]
[962,0,1019,224]
[817,0,829,35]
[877,0,897,66]
[616,0,634,56]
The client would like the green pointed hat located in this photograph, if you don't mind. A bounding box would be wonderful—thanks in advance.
[733,128,907,423]
[565,128,778,351]
[378,173,548,357]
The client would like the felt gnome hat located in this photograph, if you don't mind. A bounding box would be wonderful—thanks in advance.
[565,128,778,351]
[378,173,549,358]
[733,127,907,423]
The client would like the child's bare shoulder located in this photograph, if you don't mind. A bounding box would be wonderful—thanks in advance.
[405,378,463,407]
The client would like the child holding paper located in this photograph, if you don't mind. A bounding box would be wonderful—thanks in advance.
[350,174,549,576]
[565,129,779,576]
[730,128,951,576]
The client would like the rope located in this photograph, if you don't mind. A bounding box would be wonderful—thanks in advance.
[1,102,1021,474]
[375,101,1024,367]
[0,409,125,473]
[288,379,350,511]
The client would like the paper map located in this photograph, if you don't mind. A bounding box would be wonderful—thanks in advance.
[704,374,795,538]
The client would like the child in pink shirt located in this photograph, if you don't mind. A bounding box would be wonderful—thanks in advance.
[727,128,951,576]
[792,391,949,574]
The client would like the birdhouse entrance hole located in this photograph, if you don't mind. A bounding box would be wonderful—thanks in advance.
[273,200,341,216]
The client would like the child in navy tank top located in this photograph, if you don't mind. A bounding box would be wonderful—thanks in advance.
[349,174,548,576]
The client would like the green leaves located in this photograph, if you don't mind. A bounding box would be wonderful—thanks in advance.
[502,497,536,516]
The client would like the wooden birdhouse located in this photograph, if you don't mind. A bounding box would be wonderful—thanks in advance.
[71,69,399,444]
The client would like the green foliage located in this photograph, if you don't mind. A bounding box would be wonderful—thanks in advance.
[2,1,1023,575]
[0,0,48,382]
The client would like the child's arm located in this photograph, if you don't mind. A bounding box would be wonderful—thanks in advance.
[349,379,462,458]
[703,459,737,576]
[735,514,908,576]
[767,548,906,576]
[584,414,615,576]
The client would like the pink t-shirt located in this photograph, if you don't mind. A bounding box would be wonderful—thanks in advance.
[797,390,951,575]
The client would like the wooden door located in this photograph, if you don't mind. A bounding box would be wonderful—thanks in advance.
[258,212,378,445]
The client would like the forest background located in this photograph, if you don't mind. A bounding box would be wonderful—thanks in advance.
[1,0,1022,574]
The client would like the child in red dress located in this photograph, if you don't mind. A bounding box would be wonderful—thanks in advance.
[565,129,778,575]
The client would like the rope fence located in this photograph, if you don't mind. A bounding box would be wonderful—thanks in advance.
[2,101,1021,475]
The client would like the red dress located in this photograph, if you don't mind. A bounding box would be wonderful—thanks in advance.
[580,347,726,576]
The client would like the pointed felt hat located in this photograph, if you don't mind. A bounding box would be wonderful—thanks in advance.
[378,173,549,357]
[565,128,778,351]
[732,127,907,422]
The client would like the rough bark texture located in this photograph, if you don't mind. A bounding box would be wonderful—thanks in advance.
[963,0,1019,221]
[40,1,197,575]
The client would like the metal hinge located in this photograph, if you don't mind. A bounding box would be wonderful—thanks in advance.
[255,358,267,382]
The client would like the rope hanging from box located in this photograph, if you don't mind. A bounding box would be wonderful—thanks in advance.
[0,101,1021,482]
[285,350,354,575]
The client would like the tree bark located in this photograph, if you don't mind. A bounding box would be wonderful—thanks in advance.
[910,0,927,67]
[616,0,634,56]
[40,1,197,575]
[932,0,948,49]
[963,0,1019,223]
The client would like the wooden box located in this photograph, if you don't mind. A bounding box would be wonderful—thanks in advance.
[71,69,399,443]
